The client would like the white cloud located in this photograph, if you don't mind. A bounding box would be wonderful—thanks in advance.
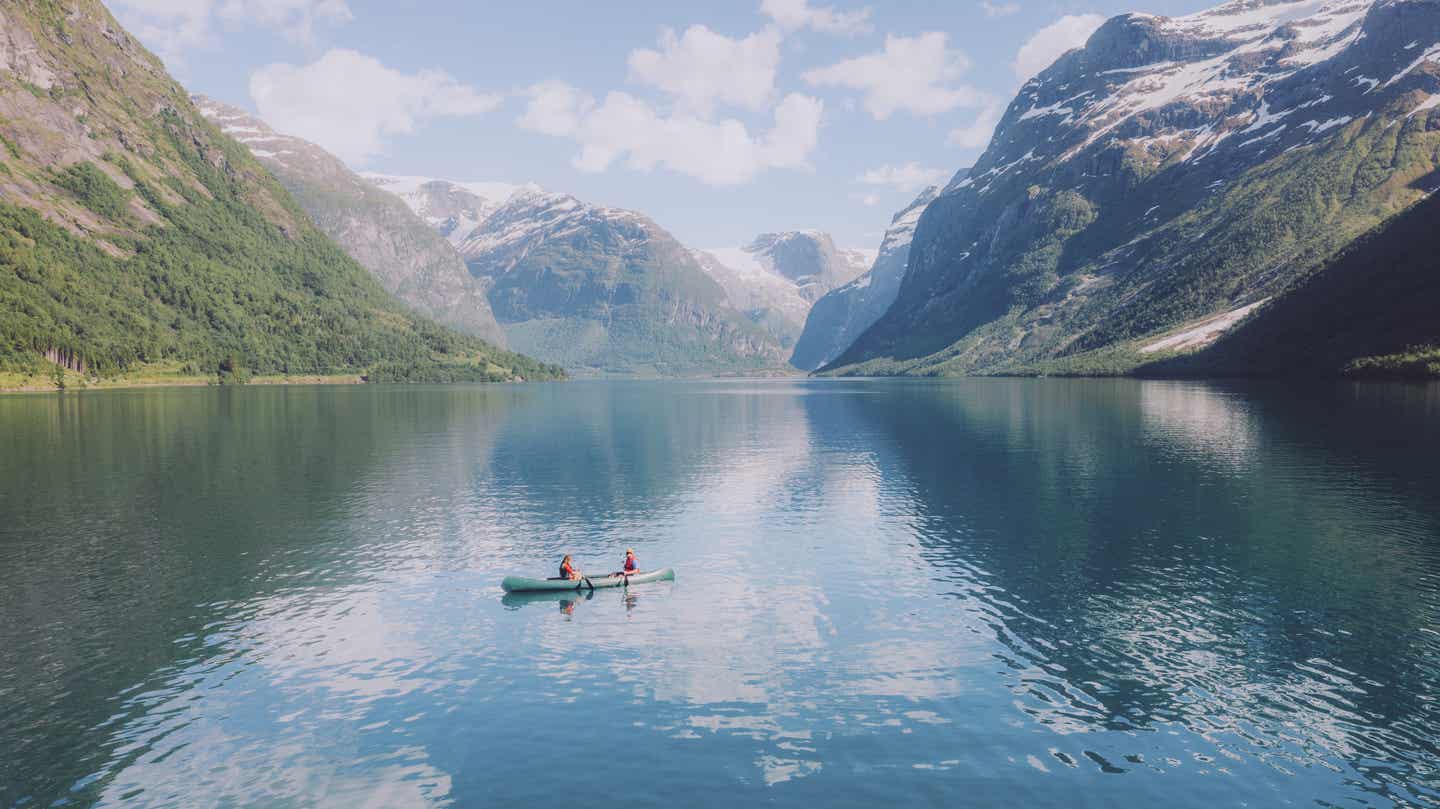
[217,0,352,43]
[628,25,782,116]
[516,80,595,136]
[518,83,823,186]
[980,0,1021,16]
[852,192,882,206]
[109,0,350,65]
[1013,14,1105,81]
[857,162,947,193]
[948,102,1005,149]
[760,0,872,35]
[250,49,500,165]
[108,0,214,62]
[801,32,988,120]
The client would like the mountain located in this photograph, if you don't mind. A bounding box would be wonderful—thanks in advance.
[0,0,559,384]
[695,231,875,359]
[790,185,943,371]
[193,98,508,346]
[706,231,874,304]
[690,247,813,350]
[362,174,524,248]
[1138,186,1440,377]
[433,186,787,375]
[828,0,1440,377]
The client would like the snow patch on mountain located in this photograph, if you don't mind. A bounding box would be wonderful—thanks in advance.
[361,173,525,206]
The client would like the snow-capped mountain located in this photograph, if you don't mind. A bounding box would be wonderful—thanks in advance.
[362,174,530,248]
[832,0,1440,375]
[693,232,874,360]
[706,232,873,304]
[417,186,787,375]
[690,248,814,349]
[791,185,943,371]
[194,97,507,346]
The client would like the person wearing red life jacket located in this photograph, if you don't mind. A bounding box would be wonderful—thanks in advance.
[559,554,581,581]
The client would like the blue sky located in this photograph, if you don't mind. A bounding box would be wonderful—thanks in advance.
[111,0,1217,249]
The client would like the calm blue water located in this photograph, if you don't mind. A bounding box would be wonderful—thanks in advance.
[1,379,1438,808]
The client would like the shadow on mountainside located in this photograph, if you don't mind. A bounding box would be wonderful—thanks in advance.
[1136,191,1440,379]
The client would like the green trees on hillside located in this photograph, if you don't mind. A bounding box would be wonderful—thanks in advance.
[51,162,131,221]
[0,152,563,382]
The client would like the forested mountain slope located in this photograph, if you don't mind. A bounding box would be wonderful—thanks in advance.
[0,0,558,384]
[1140,189,1440,377]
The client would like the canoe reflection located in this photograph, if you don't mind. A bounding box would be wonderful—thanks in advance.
[499,586,649,616]
[501,589,595,612]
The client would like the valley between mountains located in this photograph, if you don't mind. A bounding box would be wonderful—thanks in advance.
[2,0,1439,386]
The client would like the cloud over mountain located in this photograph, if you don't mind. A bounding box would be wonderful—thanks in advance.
[250,49,500,164]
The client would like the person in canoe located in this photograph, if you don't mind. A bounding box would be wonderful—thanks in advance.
[559,554,581,581]
[618,548,639,577]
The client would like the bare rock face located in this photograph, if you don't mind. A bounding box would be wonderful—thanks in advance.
[833,0,1440,375]
[195,97,507,346]
[791,185,944,371]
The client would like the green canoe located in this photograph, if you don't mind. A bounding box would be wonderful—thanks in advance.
[501,568,675,593]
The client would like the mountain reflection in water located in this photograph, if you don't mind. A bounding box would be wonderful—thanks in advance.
[0,380,1436,808]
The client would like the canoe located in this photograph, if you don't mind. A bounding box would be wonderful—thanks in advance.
[501,567,675,593]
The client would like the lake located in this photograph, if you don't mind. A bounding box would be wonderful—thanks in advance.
[2,379,1438,808]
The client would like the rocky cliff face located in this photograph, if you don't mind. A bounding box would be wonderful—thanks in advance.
[831,0,1440,376]
[791,185,944,371]
[195,99,507,346]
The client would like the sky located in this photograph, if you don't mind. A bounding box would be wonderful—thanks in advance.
[109,0,1218,250]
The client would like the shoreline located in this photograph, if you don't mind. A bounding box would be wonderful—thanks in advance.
[0,373,364,395]
[6,372,1437,395]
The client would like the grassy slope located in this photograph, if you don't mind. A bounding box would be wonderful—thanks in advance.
[0,1,561,384]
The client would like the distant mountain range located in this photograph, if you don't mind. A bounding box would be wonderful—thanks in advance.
[0,0,558,385]
[693,232,873,354]
[827,0,1440,377]
[363,172,880,373]
[362,174,526,249]
[366,173,789,375]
